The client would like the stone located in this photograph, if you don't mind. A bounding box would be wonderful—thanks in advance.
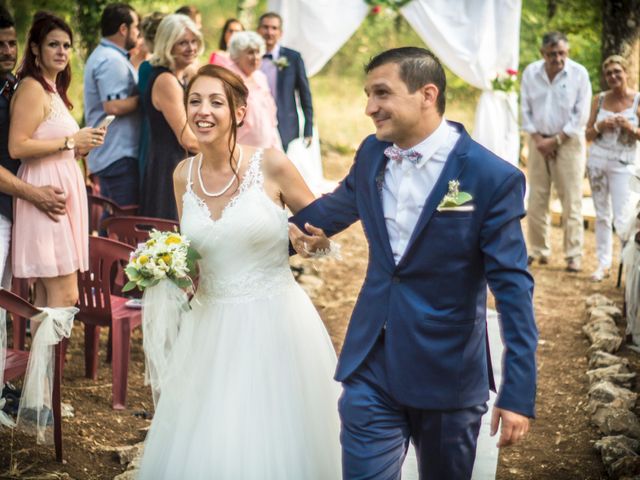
[593,305,624,324]
[296,274,324,296]
[113,471,137,480]
[588,351,631,370]
[60,402,75,418]
[588,381,638,412]
[611,456,640,479]
[587,333,623,355]
[586,293,615,309]
[594,436,640,469]
[112,444,143,465]
[591,407,640,439]
[583,318,619,343]
[587,364,636,388]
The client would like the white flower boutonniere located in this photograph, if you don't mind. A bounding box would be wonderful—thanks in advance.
[274,57,289,70]
[437,180,473,211]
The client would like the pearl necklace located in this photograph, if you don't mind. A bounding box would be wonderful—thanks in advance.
[197,148,243,198]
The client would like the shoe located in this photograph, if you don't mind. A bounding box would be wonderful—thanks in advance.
[590,266,610,282]
[527,255,549,266]
[566,257,582,272]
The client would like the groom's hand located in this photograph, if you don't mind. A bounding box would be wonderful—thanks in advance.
[288,222,329,257]
[490,407,530,448]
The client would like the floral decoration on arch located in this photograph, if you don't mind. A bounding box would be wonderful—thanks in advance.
[492,68,519,93]
[365,0,413,15]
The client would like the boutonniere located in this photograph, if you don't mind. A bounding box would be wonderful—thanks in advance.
[274,57,289,70]
[437,180,473,211]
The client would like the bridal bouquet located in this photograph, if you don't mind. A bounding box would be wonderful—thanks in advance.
[491,68,518,93]
[123,230,200,293]
[123,230,201,407]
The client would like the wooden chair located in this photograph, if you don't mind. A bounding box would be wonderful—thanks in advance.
[87,193,138,235]
[76,236,141,409]
[1,288,64,461]
[102,215,179,247]
[9,277,32,350]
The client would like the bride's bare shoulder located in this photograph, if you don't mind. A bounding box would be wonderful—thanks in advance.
[173,156,194,187]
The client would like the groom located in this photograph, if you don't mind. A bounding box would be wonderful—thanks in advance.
[289,47,537,479]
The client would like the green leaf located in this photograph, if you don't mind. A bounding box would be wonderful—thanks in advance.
[125,266,140,280]
[187,246,202,261]
[122,281,138,292]
[455,192,472,205]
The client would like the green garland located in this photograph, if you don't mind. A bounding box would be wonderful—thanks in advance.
[364,0,413,12]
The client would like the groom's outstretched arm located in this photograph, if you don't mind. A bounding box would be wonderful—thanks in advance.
[480,170,538,418]
[289,155,361,245]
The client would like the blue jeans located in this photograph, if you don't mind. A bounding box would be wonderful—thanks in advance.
[95,156,139,207]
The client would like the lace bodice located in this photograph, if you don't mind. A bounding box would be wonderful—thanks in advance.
[181,149,294,303]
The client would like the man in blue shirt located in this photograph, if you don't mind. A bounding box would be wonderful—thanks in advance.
[84,3,141,207]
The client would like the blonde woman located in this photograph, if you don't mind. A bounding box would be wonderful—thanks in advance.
[585,55,640,281]
[139,13,202,220]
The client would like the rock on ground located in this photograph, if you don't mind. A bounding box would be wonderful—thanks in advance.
[591,407,640,439]
[594,436,640,469]
[588,351,631,370]
[587,364,636,388]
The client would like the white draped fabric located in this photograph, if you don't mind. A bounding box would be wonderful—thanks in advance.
[16,306,77,444]
[267,0,522,165]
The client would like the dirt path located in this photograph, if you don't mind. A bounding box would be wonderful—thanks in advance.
[0,151,635,479]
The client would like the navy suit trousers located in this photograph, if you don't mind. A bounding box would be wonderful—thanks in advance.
[339,332,487,480]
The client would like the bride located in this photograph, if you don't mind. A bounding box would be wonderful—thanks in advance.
[137,65,341,479]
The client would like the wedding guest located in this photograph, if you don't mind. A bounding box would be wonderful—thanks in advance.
[84,3,141,208]
[139,13,200,220]
[208,18,244,68]
[258,12,313,151]
[585,55,640,282]
[174,6,201,85]
[9,11,105,309]
[0,6,66,290]
[228,31,281,150]
[175,5,201,30]
[137,11,165,183]
[521,31,591,272]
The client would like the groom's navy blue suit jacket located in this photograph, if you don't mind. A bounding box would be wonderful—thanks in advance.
[290,122,538,418]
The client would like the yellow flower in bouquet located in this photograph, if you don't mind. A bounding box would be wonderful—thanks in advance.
[123,229,200,293]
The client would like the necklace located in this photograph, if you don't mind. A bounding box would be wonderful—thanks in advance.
[197,148,243,197]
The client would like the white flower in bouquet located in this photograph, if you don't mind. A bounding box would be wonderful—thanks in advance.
[123,230,200,293]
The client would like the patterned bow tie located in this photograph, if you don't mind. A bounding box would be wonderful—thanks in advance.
[384,146,422,165]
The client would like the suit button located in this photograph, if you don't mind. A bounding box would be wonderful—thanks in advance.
[392,276,401,284]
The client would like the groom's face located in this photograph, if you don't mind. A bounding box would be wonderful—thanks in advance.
[364,63,426,148]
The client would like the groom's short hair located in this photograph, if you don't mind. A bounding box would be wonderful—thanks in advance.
[365,47,446,115]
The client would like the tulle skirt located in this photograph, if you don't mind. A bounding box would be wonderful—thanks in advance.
[137,281,342,479]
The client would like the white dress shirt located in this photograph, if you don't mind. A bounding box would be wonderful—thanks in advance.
[260,43,280,101]
[382,119,460,264]
[520,58,592,138]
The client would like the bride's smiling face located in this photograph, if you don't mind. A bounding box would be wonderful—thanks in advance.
[187,76,246,143]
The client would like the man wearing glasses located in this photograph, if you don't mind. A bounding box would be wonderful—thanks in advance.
[521,31,592,272]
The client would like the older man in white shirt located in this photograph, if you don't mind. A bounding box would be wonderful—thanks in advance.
[521,31,592,272]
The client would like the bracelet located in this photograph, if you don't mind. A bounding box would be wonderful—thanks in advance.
[306,240,342,260]
[594,123,601,134]
[555,134,563,147]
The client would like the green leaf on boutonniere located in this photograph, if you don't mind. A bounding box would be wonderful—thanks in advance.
[437,180,473,210]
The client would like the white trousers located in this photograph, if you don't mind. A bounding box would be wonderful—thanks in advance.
[0,214,12,288]
[587,160,635,269]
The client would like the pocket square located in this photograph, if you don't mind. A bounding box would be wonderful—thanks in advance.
[437,205,475,212]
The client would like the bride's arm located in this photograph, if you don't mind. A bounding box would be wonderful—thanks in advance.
[173,158,190,221]
[262,148,315,214]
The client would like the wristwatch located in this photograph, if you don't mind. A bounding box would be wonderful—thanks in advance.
[62,136,75,151]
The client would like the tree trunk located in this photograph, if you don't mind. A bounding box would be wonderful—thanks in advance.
[602,0,640,90]
[237,0,259,30]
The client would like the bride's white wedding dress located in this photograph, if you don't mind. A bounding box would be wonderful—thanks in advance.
[137,150,342,479]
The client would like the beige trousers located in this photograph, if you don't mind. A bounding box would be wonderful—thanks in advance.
[527,135,586,260]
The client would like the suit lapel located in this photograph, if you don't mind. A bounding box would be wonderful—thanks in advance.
[398,127,471,267]
[276,47,288,104]
[368,150,395,266]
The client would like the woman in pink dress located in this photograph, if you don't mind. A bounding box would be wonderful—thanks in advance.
[227,31,282,150]
[208,18,244,69]
[9,12,105,308]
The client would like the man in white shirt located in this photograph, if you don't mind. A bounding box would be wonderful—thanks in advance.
[521,31,592,272]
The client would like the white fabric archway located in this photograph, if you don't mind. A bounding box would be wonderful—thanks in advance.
[268,0,521,166]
